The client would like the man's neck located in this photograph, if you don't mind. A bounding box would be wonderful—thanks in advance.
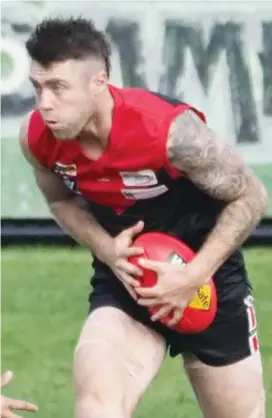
[80,86,114,142]
[77,86,114,158]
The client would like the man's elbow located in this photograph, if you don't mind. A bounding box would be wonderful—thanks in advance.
[258,183,269,216]
[250,180,269,219]
[49,194,89,212]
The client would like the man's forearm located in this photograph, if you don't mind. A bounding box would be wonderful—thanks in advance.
[190,191,268,278]
[166,110,268,280]
[50,197,113,264]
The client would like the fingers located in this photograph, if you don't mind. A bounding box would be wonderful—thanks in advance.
[116,270,140,287]
[122,221,144,240]
[138,258,163,272]
[1,371,13,388]
[135,284,161,297]
[137,298,158,307]
[7,399,38,412]
[130,220,144,236]
[4,412,34,418]
[167,308,184,327]
[116,259,143,278]
[3,412,22,418]
[123,247,144,257]
[123,283,138,301]
[151,305,173,322]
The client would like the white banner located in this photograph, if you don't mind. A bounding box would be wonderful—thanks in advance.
[1,1,271,217]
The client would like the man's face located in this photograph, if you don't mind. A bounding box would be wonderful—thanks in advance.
[29,59,97,140]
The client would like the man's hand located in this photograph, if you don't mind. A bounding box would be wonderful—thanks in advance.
[135,258,203,326]
[104,221,145,297]
[1,371,38,418]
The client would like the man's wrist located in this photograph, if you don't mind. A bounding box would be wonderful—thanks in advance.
[186,255,216,285]
[95,237,115,266]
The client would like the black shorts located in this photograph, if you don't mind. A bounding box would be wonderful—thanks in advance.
[88,253,259,367]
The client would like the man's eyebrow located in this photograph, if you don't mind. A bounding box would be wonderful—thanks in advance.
[29,76,39,85]
[29,77,68,86]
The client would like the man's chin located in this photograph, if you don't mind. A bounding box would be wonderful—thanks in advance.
[52,129,75,141]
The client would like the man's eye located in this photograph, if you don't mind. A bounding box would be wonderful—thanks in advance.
[33,84,41,93]
[53,85,66,93]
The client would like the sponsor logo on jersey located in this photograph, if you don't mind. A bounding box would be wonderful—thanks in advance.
[120,170,158,186]
[53,162,77,191]
[121,184,168,199]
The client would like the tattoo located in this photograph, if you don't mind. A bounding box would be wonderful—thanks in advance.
[167,110,268,246]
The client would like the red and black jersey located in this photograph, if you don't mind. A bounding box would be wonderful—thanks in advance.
[28,85,224,244]
[27,84,250,297]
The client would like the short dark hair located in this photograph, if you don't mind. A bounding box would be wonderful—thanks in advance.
[26,17,111,75]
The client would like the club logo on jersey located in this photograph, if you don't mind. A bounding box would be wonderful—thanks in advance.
[244,295,259,354]
[121,185,168,200]
[119,170,158,186]
[53,162,77,191]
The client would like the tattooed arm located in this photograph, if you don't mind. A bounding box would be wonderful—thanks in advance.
[167,110,268,277]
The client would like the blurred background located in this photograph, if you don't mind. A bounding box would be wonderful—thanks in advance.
[1,1,272,417]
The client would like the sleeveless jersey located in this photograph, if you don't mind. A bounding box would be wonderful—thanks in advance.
[28,85,249,291]
[28,85,226,246]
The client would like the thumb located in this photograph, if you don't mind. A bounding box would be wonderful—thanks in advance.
[129,221,145,237]
[1,371,13,388]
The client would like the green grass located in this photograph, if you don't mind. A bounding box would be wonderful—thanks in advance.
[1,247,272,417]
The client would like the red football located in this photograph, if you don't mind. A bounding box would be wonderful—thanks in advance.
[130,232,217,333]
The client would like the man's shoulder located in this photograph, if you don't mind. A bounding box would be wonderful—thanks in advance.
[110,85,184,117]
[19,109,49,169]
[27,108,51,143]
[28,108,46,128]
